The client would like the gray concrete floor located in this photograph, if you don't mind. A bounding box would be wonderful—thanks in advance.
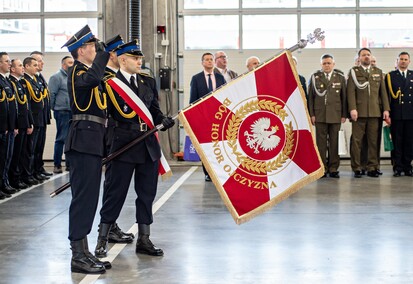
[0,161,412,284]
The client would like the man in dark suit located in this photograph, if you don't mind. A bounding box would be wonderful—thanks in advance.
[385,51,413,177]
[190,52,225,181]
[308,54,347,178]
[62,25,110,274]
[347,48,390,178]
[94,40,174,258]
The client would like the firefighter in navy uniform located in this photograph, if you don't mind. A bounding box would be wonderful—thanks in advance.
[385,51,413,177]
[9,59,33,190]
[31,51,53,178]
[0,71,8,199]
[21,57,45,185]
[62,25,111,274]
[0,52,19,195]
[101,35,136,244]
[94,40,174,258]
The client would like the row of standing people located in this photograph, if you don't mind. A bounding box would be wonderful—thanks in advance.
[307,48,412,178]
[0,52,54,200]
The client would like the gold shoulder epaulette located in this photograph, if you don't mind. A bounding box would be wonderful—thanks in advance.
[103,73,116,82]
[139,71,153,78]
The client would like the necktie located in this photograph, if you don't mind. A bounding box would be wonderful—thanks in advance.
[403,71,406,78]
[325,73,330,81]
[130,76,138,93]
[207,74,213,92]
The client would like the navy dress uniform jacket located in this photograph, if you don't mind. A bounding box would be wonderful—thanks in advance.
[0,75,17,131]
[385,69,413,120]
[108,71,165,164]
[9,76,33,129]
[64,51,110,157]
[22,73,45,128]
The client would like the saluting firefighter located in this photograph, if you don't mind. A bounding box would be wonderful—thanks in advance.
[62,25,111,274]
[94,40,174,259]
[100,34,136,244]
[347,48,390,178]
[385,51,413,177]
[308,54,347,178]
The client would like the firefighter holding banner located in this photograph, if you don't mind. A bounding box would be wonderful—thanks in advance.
[94,40,174,259]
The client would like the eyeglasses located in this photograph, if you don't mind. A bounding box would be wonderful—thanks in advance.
[216,56,228,60]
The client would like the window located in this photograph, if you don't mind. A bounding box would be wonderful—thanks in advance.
[360,0,413,7]
[184,15,239,49]
[0,0,100,52]
[242,0,297,8]
[0,19,41,51]
[301,14,356,48]
[184,0,238,9]
[45,18,98,52]
[360,14,413,48]
[44,0,97,12]
[243,15,297,49]
[301,0,355,7]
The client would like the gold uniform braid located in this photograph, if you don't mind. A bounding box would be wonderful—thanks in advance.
[105,81,136,118]
[23,78,44,105]
[0,89,5,102]
[386,73,401,99]
[71,65,107,111]
[11,81,28,105]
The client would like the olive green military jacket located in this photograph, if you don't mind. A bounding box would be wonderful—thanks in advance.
[347,66,390,118]
[308,70,347,123]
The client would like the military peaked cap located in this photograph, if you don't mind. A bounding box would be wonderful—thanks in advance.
[116,39,144,57]
[62,25,97,52]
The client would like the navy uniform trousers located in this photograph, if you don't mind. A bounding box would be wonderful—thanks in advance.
[100,149,159,226]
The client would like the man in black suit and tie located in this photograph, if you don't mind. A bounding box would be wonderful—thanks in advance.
[385,51,413,177]
[189,52,225,181]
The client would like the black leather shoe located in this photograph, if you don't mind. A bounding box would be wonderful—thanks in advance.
[405,170,413,176]
[41,170,53,176]
[71,240,106,274]
[39,173,50,180]
[393,171,402,177]
[376,169,383,175]
[2,185,18,195]
[367,170,379,177]
[22,177,39,186]
[108,223,134,243]
[354,171,362,178]
[136,235,164,256]
[17,181,29,189]
[0,191,6,199]
[361,169,366,175]
[329,172,340,178]
[205,175,211,182]
[83,237,111,269]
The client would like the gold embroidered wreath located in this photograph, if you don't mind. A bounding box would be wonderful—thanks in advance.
[226,99,294,174]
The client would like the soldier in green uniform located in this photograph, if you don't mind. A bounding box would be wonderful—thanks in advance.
[308,54,347,178]
[347,48,390,178]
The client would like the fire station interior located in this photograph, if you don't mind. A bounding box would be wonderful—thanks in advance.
[1,1,412,283]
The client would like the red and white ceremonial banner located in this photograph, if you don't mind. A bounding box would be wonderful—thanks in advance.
[179,51,324,224]
[107,77,172,179]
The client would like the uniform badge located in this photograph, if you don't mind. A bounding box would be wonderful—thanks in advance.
[123,104,128,112]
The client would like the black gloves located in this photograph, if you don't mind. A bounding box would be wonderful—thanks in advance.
[95,40,107,52]
[161,116,175,131]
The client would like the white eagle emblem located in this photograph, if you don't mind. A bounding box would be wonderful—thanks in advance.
[244,117,280,154]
